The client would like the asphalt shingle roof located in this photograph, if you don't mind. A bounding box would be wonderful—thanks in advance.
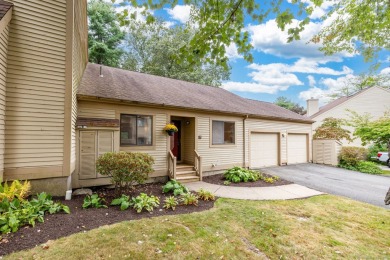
[78,63,313,123]
[0,1,12,21]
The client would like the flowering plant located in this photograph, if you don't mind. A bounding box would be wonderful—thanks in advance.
[163,123,178,132]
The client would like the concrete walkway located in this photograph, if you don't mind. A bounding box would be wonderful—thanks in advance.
[186,181,324,200]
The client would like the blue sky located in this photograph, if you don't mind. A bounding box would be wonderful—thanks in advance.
[112,1,390,107]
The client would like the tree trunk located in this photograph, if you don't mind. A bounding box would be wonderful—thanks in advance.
[385,187,390,205]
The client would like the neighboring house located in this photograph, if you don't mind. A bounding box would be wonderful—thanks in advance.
[0,0,88,194]
[0,0,313,195]
[75,64,313,188]
[307,86,390,147]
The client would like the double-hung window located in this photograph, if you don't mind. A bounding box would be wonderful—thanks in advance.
[120,114,152,146]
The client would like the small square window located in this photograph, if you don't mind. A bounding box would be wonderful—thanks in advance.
[212,120,235,145]
[120,114,152,146]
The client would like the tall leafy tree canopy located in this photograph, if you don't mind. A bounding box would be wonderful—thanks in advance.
[116,0,390,68]
[122,20,230,87]
[88,0,125,67]
[274,96,306,115]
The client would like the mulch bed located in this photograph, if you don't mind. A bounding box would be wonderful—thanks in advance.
[203,173,292,187]
[0,183,215,256]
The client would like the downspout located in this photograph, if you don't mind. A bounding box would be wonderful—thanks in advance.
[243,115,249,168]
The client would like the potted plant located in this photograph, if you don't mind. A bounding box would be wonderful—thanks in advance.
[163,123,178,136]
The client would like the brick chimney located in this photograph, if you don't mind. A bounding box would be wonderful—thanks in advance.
[306,98,319,117]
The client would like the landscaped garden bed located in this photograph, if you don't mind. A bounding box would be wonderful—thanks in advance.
[0,182,215,256]
[203,167,292,187]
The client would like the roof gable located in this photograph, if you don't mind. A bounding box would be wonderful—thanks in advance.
[78,63,313,123]
[310,86,390,119]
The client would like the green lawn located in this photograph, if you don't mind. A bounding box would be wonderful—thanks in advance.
[381,170,390,177]
[6,195,390,259]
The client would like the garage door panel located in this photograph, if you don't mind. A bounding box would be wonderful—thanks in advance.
[287,134,307,164]
[250,133,278,168]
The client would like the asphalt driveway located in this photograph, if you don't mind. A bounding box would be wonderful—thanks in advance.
[261,163,390,209]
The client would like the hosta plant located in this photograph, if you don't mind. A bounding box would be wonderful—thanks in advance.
[111,195,131,211]
[162,180,189,196]
[82,194,107,209]
[181,192,198,206]
[223,167,261,183]
[197,189,215,201]
[0,180,31,202]
[130,193,160,213]
[0,192,69,234]
[163,196,179,211]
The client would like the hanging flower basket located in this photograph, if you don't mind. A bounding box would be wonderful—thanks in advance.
[163,123,178,136]
[166,130,175,136]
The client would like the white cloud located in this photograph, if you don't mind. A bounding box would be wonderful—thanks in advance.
[299,74,357,104]
[222,56,352,95]
[249,59,352,76]
[380,67,390,75]
[165,5,191,24]
[248,18,353,61]
[222,82,294,94]
[225,43,242,60]
[222,63,304,94]
[380,56,390,63]
[307,75,316,87]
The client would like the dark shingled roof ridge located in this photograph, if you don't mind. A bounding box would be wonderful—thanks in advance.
[78,63,313,123]
[0,1,12,21]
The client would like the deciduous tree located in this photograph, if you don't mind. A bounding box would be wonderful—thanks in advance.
[121,20,230,86]
[116,0,390,67]
[274,96,306,115]
[313,117,352,142]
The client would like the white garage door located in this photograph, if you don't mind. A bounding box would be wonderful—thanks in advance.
[250,133,279,168]
[287,134,307,164]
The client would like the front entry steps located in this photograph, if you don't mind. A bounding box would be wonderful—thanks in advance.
[176,164,200,183]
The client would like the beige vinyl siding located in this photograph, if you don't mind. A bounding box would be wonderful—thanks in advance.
[181,117,195,164]
[78,100,312,182]
[71,0,88,172]
[78,102,168,174]
[0,25,9,180]
[4,0,67,178]
[198,116,244,170]
[312,87,390,147]
[78,108,116,119]
[246,118,312,165]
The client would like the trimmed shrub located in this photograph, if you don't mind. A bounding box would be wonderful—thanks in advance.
[223,166,261,183]
[339,146,367,167]
[356,161,383,175]
[96,152,154,193]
